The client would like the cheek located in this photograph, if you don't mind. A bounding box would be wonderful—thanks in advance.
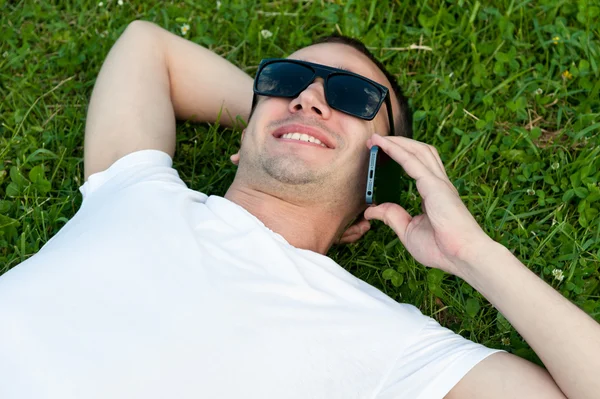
[371,114,388,135]
[255,97,290,119]
[247,99,288,135]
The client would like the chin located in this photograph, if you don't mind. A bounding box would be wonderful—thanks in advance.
[261,157,326,186]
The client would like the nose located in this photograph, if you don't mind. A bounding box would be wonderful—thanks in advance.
[288,78,332,120]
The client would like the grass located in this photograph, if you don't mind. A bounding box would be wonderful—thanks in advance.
[1,0,599,366]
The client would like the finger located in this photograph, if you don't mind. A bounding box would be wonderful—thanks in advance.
[364,203,413,244]
[341,219,370,239]
[337,224,369,244]
[353,217,371,232]
[368,134,460,199]
[373,134,460,196]
[369,134,438,184]
[426,145,449,179]
[371,134,447,181]
[337,232,363,244]
[417,145,458,194]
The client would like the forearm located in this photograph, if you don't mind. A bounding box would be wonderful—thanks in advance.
[148,21,253,127]
[462,241,600,399]
[83,21,253,179]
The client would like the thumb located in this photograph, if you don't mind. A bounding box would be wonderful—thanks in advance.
[364,203,412,242]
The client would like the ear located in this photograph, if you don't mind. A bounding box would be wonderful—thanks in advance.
[230,129,246,166]
[336,215,371,245]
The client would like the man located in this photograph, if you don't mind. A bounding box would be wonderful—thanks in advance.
[0,20,598,398]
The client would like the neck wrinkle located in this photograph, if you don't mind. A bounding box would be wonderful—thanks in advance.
[224,182,350,255]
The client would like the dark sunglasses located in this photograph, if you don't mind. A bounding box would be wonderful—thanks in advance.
[251,58,395,135]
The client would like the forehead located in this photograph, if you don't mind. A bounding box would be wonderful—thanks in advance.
[287,43,391,90]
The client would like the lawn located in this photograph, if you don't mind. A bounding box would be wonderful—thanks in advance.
[1,0,599,366]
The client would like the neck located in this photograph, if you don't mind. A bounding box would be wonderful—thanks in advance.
[224,181,353,254]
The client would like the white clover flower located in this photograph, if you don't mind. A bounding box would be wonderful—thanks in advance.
[216,1,221,10]
[181,24,190,35]
[551,162,560,170]
[118,0,123,5]
[261,29,273,39]
[552,268,565,282]
[98,1,104,6]
[527,188,535,196]
[535,88,543,95]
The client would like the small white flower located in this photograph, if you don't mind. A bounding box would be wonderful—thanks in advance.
[216,1,221,10]
[181,24,190,35]
[260,29,273,39]
[501,337,511,346]
[551,162,560,170]
[552,268,565,282]
[118,0,123,5]
[527,188,535,196]
[98,1,103,6]
[535,88,543,95]
[2,51,8,58]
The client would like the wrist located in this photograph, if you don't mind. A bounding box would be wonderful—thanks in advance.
[455,238,510,282]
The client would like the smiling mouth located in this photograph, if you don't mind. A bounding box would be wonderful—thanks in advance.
[278,132,328,148]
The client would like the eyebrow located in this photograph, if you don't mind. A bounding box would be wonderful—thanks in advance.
[296,58,351,72]
[334,65,351,72]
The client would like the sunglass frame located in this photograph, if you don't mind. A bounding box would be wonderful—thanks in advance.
[251,58,395,135]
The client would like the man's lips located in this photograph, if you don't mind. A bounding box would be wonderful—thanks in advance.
[272,124,335,149]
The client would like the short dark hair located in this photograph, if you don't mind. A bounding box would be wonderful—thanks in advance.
[248,35,413,138]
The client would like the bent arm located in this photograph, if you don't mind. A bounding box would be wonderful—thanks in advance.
[449,241,600,399]
[84,20,253,180]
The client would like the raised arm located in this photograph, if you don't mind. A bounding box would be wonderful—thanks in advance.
[363,133,600,399]
[84,20,253,180]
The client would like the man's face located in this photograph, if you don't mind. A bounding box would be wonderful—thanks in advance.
[236,42,396,214]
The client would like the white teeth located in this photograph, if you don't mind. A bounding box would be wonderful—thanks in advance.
[280,132,327,147]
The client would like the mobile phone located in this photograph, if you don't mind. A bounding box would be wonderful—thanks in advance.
[365,145,405,205]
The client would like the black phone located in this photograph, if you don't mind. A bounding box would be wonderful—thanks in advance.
[365,145,405,205]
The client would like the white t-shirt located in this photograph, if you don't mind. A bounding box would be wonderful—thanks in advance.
[0,150,502,399]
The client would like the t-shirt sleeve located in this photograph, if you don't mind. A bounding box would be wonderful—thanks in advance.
[376,318,505,399]
[79,150,187,201]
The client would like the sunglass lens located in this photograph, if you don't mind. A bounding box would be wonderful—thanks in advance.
[327,75,383,119]
[256,62,314,96]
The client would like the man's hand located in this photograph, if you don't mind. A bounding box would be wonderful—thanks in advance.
[364,133,600,399]
[363,133,492,278]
